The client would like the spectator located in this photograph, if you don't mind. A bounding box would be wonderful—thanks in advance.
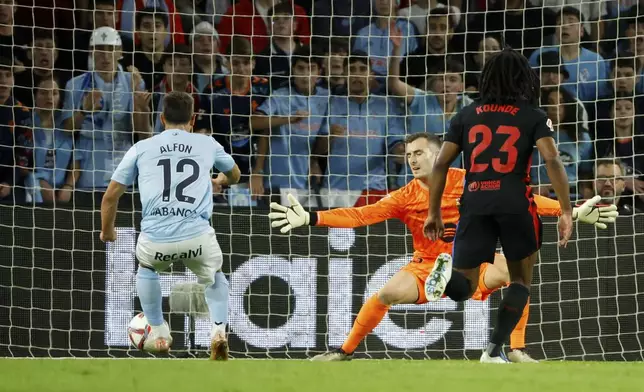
[470,0,555,59]
[596,56,644,129]
[73,0,135,73]
[14,30,70,109]
[528,6,610,103]
[391,38,471,139]
[152,45,199,134]
[400,7,456,88]
[464,34,501,93]
[310,0,370,51]
[62,27,151,189]
[250,45,328,206]
[196,37,269,201]
[122,7,170,90]
[532,87,592,198]
[353,0,419,77]
[595,94,644,179]
[323,53,405,208]
[117,0,185,45]
[190,21,227,94]
[254,2,302,91]
[590,159,641,215]
[535,50,589,132]
[620,17,644,93]
[398,0,461,36]
[530,0,608,46]
[0,0,28,68]
[321,38,349,95]
[0,57,32,201]
[27,78,81,204]
[217,0,311,55]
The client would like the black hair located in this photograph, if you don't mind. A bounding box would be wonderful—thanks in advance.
[268,2,293,17]
[94,0,116,8]
[479,48,540,105]
[0,57,13,72]
[161,44,191,65]
[540,86,580,141]
[346,50,370,68]
[557,6,583,23]
[613,54,637,71]
[291,45,323,69]
[136,7,170,30]
[31,29,56,45]
[226,37,253,57]
[426,7,457,29]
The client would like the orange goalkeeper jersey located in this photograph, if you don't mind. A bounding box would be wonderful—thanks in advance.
[316,168,562,261]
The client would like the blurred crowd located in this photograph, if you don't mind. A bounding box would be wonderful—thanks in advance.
[0,0,642,214]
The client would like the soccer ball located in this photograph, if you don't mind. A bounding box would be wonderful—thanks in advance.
[128,313,173,352]
[128,313,152,350]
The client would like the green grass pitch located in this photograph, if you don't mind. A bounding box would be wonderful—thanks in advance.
[2,359,643,392]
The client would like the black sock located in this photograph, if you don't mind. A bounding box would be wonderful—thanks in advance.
[444,270,471,302]
[487,283,530,357]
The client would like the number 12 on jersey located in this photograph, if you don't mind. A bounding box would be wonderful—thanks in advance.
[468,125,520,174]
[157,158,200,204]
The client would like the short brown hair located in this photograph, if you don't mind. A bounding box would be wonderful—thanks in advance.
[162,91,194,125]
[227,37,253,57]
[405,132,442,147]
[595,158,626,176]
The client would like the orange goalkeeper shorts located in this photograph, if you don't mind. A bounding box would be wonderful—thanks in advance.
[402,256,500,304]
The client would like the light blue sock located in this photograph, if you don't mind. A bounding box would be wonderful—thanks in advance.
[205,271,229,325]
[136,267,164,326]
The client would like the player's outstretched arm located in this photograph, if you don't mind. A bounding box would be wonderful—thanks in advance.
[534,194,619,229]
[535,137,573,246]
[424,141,461,240]
[100,180,128,242]
[269,192,404,233]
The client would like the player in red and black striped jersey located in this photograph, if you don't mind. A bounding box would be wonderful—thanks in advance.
[423,48,574,363]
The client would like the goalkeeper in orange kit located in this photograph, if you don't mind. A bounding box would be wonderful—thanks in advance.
[269,133,618,363]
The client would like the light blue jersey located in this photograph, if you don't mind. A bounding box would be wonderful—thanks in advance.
[111,129,235,242]
[529,48,610,102]
[256,85,329,191]
[61,65,145,189]
[325,95,405,191]
[353,19,419,76]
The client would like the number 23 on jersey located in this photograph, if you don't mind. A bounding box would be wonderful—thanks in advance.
[468,125,521,174]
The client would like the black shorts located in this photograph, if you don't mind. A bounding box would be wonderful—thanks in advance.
[452,210,543,269]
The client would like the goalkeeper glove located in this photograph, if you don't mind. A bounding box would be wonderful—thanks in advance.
[572,195,619,229]
[269,194,311,233]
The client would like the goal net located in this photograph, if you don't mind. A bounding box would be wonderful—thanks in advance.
[0,0,643,360]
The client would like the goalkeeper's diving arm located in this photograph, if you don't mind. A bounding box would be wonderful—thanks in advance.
[535,194,619,229]
[269,194,400,233]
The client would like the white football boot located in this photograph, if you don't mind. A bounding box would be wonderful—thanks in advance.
[311,349,353,362]
[210,324,229,361]
[145,322,172,353]
[507,349,539,363]
[480,351,511,364]
[424,253,453,302]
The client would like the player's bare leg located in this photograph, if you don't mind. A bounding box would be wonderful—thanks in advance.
[482,251,538,364]
[483,255,538,363]
[312,270,419,361]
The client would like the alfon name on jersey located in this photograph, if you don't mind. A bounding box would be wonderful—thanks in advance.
[160,143,193,154]
[151,207,198,217]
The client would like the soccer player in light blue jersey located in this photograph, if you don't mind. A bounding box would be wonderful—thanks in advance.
[99,91,241,359]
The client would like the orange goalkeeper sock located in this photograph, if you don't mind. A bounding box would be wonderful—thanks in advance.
[341,294,390,355]
[510,297,530,350]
